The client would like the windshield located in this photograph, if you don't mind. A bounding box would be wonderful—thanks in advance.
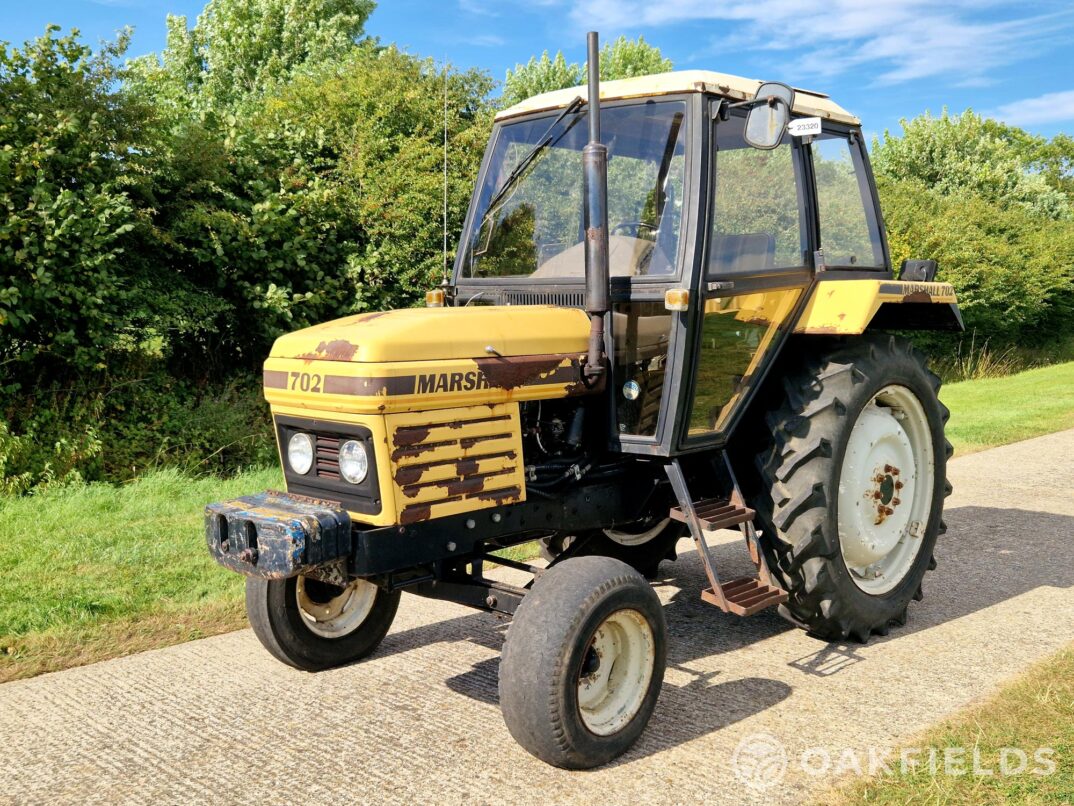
[462,100,688,280]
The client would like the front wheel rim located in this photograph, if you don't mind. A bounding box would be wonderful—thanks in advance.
[296,576,378,638]
[577,609,655,736]
[837,384,935,595]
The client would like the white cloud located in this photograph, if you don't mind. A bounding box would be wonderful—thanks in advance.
[525,0,1074,86]
[986,89,1074,126]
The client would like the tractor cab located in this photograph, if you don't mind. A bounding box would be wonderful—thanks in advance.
[451,71,955,457]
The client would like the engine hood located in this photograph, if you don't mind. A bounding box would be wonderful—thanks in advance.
[269,305,591,363]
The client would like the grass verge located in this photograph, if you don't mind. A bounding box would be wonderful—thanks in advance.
[941,361,1074,455]
[0,467,279,683]
[825,643,1074,804]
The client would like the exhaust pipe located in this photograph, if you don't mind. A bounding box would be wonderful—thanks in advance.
[582,30,609,380]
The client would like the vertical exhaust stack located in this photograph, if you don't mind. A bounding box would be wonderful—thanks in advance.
[582,31,609,380]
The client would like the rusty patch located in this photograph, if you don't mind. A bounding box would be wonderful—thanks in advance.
[455,457,480,476]
[355,311,390,323]
[393,425,432,448]
[468,486,522,505]
[903,291,933,303]
[399,504,432,525]
[390,439,457,463]
[475,354,573,390]
[315,339,359,361]
[460,432,511,450]
[393,465,426,486]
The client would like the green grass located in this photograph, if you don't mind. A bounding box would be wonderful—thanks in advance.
[941,361,1074,455]
[826,644,1074,805]
[0,467,280,681]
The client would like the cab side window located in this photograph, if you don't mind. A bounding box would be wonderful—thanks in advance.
[812,134,885,268]
[709,115,805,275]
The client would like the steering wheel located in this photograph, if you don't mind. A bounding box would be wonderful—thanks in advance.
[611,221,658,237]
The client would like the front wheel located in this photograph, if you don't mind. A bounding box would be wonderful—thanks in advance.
[753,335,952,642]
[246,575,400,671]
[499,556,667,769]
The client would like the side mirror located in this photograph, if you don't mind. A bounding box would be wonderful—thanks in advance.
[744,82,795,150]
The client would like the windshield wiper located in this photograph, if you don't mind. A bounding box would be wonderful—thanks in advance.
[482,95,585,216]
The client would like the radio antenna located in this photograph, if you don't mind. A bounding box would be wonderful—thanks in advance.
[442,56,449,283]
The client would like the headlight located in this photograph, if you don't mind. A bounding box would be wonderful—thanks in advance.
[338,439,369,484]
[287,432,314,475]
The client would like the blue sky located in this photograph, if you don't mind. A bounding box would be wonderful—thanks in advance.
[5,0,1074,140]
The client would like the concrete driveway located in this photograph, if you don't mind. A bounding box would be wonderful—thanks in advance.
[2,430,1073,805]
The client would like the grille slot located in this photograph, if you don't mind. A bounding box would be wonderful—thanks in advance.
[499,289,584,307]
[315,434,342,480]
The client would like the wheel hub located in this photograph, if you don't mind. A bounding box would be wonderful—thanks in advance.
[296,576,378,638]
[837,385,935,595]
[576,609,655,736]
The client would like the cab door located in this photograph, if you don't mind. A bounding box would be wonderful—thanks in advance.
[678,105,814,448]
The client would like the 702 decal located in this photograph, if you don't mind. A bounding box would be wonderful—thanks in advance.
[289,372,323,392]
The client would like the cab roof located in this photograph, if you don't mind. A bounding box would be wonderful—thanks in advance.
[495,69,860,126]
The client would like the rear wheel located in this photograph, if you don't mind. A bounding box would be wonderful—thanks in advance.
[753,335,952,642]
[539,517,683,579]
[499,556,667,769]
[246,575,400,671]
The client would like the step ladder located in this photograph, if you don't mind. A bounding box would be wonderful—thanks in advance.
[665,455,788,617]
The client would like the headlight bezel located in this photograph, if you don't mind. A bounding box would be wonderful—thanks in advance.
[338,439,370,484]
[287,431,315,475]
[275,416,381,517]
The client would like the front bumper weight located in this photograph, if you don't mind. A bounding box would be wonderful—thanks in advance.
[205,490,351,579]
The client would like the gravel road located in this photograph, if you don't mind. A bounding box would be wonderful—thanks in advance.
[2,430,1072,805]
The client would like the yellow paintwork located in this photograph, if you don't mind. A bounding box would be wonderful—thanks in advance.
[265,305,588,525]
[496,69,859,125]
[794,279,958,335]
[385,403,525,524]
[693,287,803,434]
[270,305,590,364]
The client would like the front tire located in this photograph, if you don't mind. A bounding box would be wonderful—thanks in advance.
[499,556,667,769]
[246,575,400,671]
[753,335,952,642]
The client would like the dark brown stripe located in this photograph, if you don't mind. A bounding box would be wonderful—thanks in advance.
[263,370,288,389]
[323,375,417,396]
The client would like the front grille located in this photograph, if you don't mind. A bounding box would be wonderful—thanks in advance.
[314,434,342,480]
[275,415,381,516]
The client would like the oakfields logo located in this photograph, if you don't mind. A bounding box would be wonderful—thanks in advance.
[730,733,1057,790]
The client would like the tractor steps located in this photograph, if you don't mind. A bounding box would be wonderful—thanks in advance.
[669,497,754,532]
[664,457,788,618]
[701,578,788,616]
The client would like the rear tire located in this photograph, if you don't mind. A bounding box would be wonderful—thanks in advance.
[246,575,400,671]
[752,335,952,642]
[539,518,683,580]
[499,556,667,769]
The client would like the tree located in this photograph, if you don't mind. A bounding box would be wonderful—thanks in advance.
[128,0,375,116]
[502,36,672,107]
[871,110,1071,220]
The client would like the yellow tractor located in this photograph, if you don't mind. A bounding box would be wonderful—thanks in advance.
[206,33,960,769]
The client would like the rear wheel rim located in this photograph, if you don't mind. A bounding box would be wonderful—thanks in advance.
[296,576,378,638]
[604,517,671,547]
[837,384,935,595]
[576,609,655,736]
